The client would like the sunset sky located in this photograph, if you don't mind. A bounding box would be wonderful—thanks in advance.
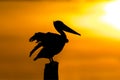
[0,0,120,80]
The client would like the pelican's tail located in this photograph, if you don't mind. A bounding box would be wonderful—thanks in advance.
[53,20,81,36]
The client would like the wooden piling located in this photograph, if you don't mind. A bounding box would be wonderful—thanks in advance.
[44,61,59,80]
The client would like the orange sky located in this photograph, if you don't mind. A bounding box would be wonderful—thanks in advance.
[0,0,120,80]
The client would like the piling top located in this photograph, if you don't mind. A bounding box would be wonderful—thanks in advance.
[46,61,59,66]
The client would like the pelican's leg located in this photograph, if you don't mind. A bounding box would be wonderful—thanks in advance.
[49,58,54,63]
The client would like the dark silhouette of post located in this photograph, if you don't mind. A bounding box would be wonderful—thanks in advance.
[44,61,59,80]
[29,20,81,80]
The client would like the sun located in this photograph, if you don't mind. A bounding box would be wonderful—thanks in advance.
[102,0,120,30]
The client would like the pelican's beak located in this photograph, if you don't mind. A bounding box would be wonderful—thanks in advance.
[63,25,81,36]
[53,20,81,36]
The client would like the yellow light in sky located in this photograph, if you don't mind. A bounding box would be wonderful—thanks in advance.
[102,0,120,30]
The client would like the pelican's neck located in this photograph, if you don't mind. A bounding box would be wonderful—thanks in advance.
[59,30,68,42]
[58,30,65,36]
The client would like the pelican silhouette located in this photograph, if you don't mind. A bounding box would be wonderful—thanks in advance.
[29,20,81,62]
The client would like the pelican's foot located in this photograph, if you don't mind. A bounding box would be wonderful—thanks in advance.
[49,58,54,63]
[47,61,58,67]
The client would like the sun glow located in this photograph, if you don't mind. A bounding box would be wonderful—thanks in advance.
[102,1,120,30]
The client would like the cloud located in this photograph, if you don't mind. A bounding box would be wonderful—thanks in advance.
[0,35,22,42]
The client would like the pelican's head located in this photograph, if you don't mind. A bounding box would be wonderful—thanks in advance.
[53,20,81,36]
[29,32,45,43]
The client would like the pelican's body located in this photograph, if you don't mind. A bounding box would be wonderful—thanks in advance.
[29,20,80,62]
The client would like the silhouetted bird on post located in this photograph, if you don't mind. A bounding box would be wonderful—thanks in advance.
[29,20,80,62]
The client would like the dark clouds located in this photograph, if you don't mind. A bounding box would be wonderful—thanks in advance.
[0,35,24,42]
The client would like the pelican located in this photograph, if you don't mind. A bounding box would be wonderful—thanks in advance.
[29,20,81,62]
